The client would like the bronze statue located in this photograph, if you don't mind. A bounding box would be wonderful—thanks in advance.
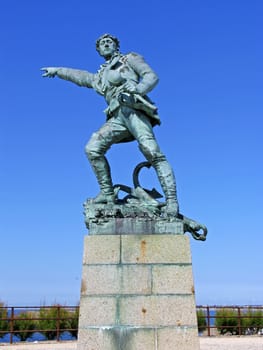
[42,34,179,217]
[42,34,208,240]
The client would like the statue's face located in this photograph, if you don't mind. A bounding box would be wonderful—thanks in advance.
[98,37,117,59]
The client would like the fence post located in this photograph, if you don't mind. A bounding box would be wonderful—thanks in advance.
[10,307,14,344]
[206,306,211,336]
[56,306,60,341]
[238,306,241,335]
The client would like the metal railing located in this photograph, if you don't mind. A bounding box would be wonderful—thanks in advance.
[0,305,263,343]
[197,305,263,336]
[0,305,79,344]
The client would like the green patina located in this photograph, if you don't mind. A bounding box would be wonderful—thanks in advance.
[42,34,207,240]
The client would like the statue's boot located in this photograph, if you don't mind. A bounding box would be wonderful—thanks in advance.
[89,156,116,204]
[154,160,179,217]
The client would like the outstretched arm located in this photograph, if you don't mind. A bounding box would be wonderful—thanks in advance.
[41,67,95,88]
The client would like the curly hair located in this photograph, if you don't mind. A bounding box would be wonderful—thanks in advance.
[96,33,120,53]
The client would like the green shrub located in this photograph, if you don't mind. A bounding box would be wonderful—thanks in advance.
[242,309,263,334]
[13,312,37,341]
[38,304,74,340]
[197,309,207,333]
[0,302,8,338]
[66,306,79,338]
[215,308,239,335]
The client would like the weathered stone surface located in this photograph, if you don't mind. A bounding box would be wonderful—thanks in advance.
[121,235,191,264]
[119,295,197,326]
[78,230,200,349]
[81,264,152,295]
[88,217,184,235]
[77,328,114,350]
[78,297,117,327]
[77,328,156,350]
[127,328,156,350]
[152,265,195,294]
[75,327,202,350]
[83,235,120,264]
[85,210,207,241]
[157,327,200,350]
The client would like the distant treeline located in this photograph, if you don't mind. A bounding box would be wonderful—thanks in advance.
[0,303,79,342]
[197,306,263,335]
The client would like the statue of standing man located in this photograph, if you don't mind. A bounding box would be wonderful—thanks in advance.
[42,34,179,217]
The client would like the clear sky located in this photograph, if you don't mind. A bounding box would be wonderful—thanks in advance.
[1,0,262,306]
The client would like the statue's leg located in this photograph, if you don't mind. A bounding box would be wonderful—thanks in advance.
[125,110,179,216]
[85,119,129,203]
[153,160,179,216]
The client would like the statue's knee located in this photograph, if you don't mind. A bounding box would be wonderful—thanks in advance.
[85,131,108,160]
[139,143,165,164]
[85,142,99,161]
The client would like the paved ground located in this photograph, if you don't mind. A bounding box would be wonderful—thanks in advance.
[0,337,262,349]
[0,342,75,350]
[200,336,263,350]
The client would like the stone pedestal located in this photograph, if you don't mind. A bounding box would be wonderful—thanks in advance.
[77,219,200,350]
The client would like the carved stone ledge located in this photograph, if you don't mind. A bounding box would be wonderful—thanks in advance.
[83,199,207,241]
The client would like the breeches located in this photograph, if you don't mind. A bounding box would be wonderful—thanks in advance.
[85,107,166,165]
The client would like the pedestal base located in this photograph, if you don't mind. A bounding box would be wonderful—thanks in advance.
[77,219,200,350]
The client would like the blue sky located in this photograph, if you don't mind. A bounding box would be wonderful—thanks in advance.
[1,0,262,306]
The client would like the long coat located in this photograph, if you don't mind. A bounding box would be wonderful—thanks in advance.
[56,52,161,126]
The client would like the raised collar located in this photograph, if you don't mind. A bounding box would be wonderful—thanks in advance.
[100,52,122,69]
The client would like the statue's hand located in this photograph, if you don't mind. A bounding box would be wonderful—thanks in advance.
[122,81,138,93]
[41,67,58,78]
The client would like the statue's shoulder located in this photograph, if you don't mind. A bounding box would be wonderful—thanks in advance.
[121,52,145,65]
[125,51,143,58]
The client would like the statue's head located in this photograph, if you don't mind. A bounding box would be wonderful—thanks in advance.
[96,33,120,58]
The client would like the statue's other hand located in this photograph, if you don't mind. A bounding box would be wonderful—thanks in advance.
[41,67,58,78]
[122,81,138,93]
